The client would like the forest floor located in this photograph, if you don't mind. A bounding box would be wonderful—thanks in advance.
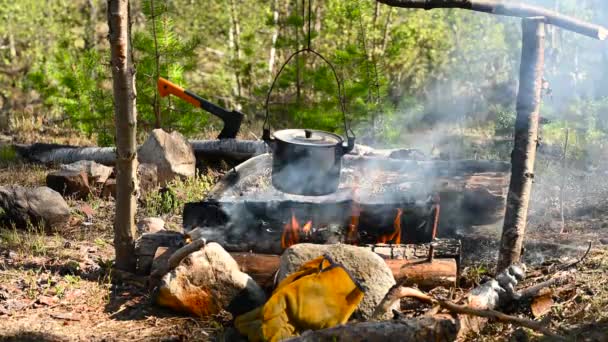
[0,135,607,341]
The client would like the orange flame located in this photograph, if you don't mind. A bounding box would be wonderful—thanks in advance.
[281,211,312,249]
[346,181,360,245]
[347,202,360,245]
[377,208,402,244]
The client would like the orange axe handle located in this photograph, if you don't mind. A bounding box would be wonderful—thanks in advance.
[157,77,200,107]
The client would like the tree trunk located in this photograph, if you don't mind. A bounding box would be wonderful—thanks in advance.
[497,18,545,273]
[108,0,138,272]
[268,0,280,79]
[229,0,243,101]
[84,0,97,50]
[150,0,162,129]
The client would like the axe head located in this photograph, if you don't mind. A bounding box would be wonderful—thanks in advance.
[217,110,244,139]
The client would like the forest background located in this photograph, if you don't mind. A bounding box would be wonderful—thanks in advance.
[0,0,607,165]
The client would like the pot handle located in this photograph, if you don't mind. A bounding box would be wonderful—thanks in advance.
[263,47,355,145]
[341,136,355,156]
[262,128,276,151]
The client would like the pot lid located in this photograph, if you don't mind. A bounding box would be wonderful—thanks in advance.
[273,129,343,146]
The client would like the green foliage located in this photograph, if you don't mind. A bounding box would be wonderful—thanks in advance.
[141,172,215,217]
[134,0,203,133]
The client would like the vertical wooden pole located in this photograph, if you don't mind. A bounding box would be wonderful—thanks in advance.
[108,0,138,272]
[497,18,545,272]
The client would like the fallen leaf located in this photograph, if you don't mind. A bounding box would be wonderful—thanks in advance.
[531,291,554,318]
[37,295,58,306]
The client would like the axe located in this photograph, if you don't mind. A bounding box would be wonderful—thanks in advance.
[157,77,244,139]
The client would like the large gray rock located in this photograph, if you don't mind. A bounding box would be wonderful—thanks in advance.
[60,160,113,185]
[138,129,195,185]
[157,242,265,317]
[0,186,70,228]
[278,243,396,320]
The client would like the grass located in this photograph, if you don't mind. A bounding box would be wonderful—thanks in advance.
[140,170,216,217]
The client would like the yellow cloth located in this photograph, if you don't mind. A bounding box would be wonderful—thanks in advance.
[235,255,364,342]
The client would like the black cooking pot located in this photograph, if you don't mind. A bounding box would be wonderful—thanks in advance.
[263,128,354,196]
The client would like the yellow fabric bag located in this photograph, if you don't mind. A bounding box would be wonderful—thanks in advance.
[235,255,364,342]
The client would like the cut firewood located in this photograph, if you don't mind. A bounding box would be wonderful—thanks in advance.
[384,258,457,289]
[231,252,280,290]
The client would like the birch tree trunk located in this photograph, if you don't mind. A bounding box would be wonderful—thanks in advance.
[107,0,138,272]
[497,18,545,272]
[229,0,243,101]
[268,0,280,79]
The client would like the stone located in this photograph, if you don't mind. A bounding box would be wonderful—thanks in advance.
[60,160,113,186]
[278,243,396,320]
[46,169,91,199]
[137,217,165,234]
[157,242,266,317]
[138,129,195,185]
[0,186,70,229]
[101,179,116,199]
[137,163,158,196]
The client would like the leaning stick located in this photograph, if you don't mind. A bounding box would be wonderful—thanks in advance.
[149,239,207,281]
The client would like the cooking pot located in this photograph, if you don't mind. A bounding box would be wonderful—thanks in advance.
[263,47,355,196]
[263,128,354,196]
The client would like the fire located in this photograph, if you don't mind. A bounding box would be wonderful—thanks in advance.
[281,211,312,249]
[377,208,402,244]
[347,181,360,244]
[347,203,360,244]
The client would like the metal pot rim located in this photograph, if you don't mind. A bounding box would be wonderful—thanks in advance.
[272,128,343,147]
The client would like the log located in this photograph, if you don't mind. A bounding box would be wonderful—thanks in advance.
[375,0,608,41]
[385,258,457,289]
[287,316,460,342]
[227,253,458,291]
[231,252,280,290]
[13,143,116,165]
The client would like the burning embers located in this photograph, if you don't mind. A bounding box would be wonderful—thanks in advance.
[281,211,312,249]
[280,207,405,249]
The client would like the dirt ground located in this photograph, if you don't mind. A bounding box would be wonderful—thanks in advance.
[1,152,607,341]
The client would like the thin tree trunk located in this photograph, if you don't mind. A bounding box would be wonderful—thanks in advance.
[268,0,280,79]
[295,0,301,105]
[150,0,162,129]
[107,0,138,272]
[84,0,97,50]
[497,18,545,273]
[229,0,243,100]
[559,127,569,234]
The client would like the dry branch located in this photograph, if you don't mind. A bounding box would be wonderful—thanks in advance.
[375,0,608,40]
[375,286,563,339]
